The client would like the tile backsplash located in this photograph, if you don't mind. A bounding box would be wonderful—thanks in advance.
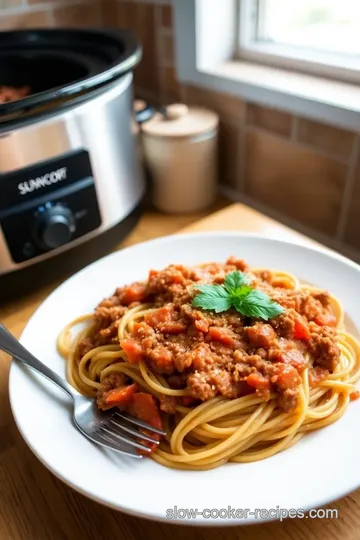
[0,0,102,30]
[100,0,360,258]
[1,0,360,259]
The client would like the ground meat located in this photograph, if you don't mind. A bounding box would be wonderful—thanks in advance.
[233,349,248,363]
[188,364,255,400]
[277,388,299,413]
[80,259,340,416]
[312,291,331,308]
[270,289,328,323]
[245,354,269,371]
[267,339,307,371]
[309,367,329,386]
[308,327,340,371]
[185,353,302,409]
[149,346,174,374]
[98,321,119,341]
[95,304,127,341]
[187,372,217,401]
[96,373,126,410]
[270,364,301,412]
[147,265,189,294]
[271,363,301,390]
[159,395,177,413]
[232,362,254,380]
[300,296,326,321]
[95,306,126,324]
[177,343,210,372]
[116,282,148,305]
[205,369,240,399]
[255,348,267,359]
[225,256,248,271]
[270,309,297,338]
[279,348,307,371]
[77,337,95,358]
[258,270,272,282]
[181,304,204,321]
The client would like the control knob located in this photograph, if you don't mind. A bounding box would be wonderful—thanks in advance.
[34,205,76,250]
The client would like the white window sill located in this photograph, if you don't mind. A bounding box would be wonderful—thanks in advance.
[192,61,360,132]
[174,0,360,132]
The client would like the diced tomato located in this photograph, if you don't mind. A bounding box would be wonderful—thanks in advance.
[293,317,310,341]
[182,396,197,406]
[127,393,162,454]
[208,326,236,348]
[246,372,270,390]
[195,319,209,333]
[314,313,337,327]
[128,393,162,429]
[145,305,175,327]
[104,383,138,406]
[120,283,147,305]
[132,322,154,338]
[159,322,187,334]
[274,279,288,289]
[350,391,360,401]
[271,364,300,390]
[120,338,143,364]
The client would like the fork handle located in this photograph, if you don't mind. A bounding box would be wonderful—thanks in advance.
[0,324,79,400]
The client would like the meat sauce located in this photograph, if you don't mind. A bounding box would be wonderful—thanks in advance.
[82,257,340,422]
[0,85,30,104]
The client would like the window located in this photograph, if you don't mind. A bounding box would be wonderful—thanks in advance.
[238,0,360,82]
[173,0,360,131]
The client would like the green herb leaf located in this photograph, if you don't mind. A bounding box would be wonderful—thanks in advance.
[192,270,284,320]
[234,290,284,320]
[192,284,233,313]
[224,271,250,294]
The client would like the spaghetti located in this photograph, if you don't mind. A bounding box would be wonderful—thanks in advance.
[57,257,360,470]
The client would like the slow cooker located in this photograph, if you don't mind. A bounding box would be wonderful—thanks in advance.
[0,29,145,300]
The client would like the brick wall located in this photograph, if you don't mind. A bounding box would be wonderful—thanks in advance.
[101,0,360,258]
[0,0,102,29]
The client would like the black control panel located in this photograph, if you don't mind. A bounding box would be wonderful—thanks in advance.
[0,150,102,263]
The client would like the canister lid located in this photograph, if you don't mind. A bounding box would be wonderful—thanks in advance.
[141,103,219,138]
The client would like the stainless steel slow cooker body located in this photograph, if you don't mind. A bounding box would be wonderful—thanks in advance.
[0,73,144,274]
[0,29,145,299]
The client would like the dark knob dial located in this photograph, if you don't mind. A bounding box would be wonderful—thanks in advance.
[35,205,76,250]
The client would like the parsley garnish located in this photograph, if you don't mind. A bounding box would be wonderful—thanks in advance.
[192,271,284,321]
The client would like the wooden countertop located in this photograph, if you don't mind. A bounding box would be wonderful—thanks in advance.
[0,202,359,540]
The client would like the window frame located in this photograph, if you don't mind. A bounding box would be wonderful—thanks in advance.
[173,0,360,132]
[238,0,360,85]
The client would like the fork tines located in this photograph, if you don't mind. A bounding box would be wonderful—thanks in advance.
[93,411,167,456]
[114,411,167,436]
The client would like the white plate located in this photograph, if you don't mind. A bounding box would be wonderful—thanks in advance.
[9,233,360,525]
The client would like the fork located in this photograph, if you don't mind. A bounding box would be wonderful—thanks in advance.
[0,324,166,458]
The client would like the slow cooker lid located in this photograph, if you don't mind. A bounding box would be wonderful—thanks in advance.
[0,28,141,125]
